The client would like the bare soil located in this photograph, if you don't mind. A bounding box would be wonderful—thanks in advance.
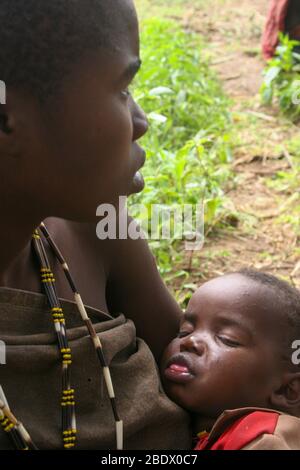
[178,0,300,290]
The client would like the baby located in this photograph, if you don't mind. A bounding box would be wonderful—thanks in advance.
[160,269,300,450]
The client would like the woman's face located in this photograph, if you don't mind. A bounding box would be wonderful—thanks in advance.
[16,0,148,222]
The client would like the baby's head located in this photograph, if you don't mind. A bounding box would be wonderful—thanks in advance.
[161,270,300,420]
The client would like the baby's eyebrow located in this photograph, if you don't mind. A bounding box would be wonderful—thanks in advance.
[217,315,252,331]
[182,312,253,338]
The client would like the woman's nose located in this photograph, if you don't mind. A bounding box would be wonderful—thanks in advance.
[179,335,206,356]
[131,99,149,141]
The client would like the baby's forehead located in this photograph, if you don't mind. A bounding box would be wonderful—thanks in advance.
[190,274,261,304]
[186,274,280,325]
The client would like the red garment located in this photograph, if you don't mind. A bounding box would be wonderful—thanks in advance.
[195,411,279,450]
[262,0,290,59]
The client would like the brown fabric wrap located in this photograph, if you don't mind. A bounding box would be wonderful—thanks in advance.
[0,287,191,450]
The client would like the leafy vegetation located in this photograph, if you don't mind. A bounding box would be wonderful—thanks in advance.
[261,35,300,237]
[129,18,233,279]
[267,135,300,233]
[261,34,300,121]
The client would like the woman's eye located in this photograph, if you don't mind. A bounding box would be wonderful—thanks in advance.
[121,88,131,99]
[217,335,241,348]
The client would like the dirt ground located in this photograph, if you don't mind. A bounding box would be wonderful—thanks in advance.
[173,0,300,291]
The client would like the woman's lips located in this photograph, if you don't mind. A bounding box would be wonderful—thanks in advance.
[134,147,146,172]
[164,354,195,384]
[133,171,144,187]
[131,148,146,191]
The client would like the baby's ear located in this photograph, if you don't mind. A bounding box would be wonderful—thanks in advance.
[271,372,300,413]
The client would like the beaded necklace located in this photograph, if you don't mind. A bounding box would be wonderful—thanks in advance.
[0,223,123,450]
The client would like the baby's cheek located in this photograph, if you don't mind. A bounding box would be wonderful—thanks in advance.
[160,339,179,371]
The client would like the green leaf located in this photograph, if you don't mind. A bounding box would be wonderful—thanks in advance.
[264,66,281,87]
[148,112,168,123]
[149,86,174,96]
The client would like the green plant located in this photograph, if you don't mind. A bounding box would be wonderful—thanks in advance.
[261,34,300,121]
[129,19,233,278]
[267,136,300,193]
[266,135,300,236]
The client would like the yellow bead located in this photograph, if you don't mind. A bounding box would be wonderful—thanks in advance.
[4,423,14,432]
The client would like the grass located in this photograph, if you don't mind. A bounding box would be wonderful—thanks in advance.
[132,0,300,296]
[261,34,300,122]
[129,18,234,281]
[135,0,205,19]
[265,134,300,236]
[232,33,300,240]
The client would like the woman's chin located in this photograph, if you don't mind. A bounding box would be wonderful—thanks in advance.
[130,171,145,194]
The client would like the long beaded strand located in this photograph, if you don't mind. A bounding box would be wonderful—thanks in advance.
[32,230,77,449]
[39,222,123,451]
[0,386,38,450]
[0,224,123,450]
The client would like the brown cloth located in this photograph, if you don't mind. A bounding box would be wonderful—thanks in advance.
[0,287,191,450]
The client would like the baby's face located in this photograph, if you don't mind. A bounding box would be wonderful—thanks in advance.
[161,274,286,418]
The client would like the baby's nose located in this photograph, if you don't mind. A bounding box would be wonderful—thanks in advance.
[180,335,206,356]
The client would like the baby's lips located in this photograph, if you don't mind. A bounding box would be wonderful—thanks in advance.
[164,355,195,384]
[169,363,189,374]
[166,353,194,375]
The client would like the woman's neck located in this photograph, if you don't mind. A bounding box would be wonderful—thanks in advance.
[0,210,42,283]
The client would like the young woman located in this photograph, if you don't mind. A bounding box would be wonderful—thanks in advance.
[0,0,190,450]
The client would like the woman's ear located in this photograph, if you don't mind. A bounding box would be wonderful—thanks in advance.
[271,372,300,412]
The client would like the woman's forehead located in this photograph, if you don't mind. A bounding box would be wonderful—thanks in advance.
[104,1,140,65]
[107,0,139,44]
